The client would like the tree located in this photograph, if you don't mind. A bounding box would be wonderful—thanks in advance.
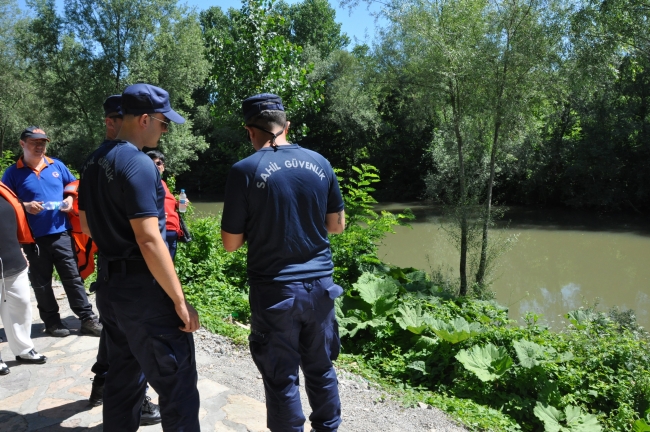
[475,0,564,286]
[204,0,324,152]
[17,0,209,171]
[0,0,42,157]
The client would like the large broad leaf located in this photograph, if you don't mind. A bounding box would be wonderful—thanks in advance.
[372,296,398,318]
[564,405,602,432]
[534,403,564,432]
[430,317,482,344]
[566,309,596,330]
[533,402,602,432]
[394,304,428,334]
[455,343,513,382]
[514,339,548,368]
[354,273,399,306]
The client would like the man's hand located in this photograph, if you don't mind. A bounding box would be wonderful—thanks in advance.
[175,300,200,332]
[60,196,74,213]
[24,201,44,214]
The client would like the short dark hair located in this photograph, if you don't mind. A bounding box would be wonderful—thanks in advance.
[146,150,165,163]
[247,110,286,130]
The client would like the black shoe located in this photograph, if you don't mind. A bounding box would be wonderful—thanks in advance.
[46,323,71,337]
[81,317,102,336]
[89,377,104,407]
[16,349,47,364]
[0,359,9,375]
[140,395,162,426]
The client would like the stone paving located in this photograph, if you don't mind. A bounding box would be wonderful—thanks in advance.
[0,285,270,431]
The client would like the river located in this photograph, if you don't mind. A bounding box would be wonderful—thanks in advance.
[192,201,650,328]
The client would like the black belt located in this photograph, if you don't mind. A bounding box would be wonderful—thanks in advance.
[107,259,151,276]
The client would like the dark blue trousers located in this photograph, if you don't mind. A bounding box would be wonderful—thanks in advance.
[95,258,200,431]
[249,276,343,432]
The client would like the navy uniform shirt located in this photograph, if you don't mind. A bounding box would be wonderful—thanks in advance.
[78,140,165,260]
[221,144,344,284]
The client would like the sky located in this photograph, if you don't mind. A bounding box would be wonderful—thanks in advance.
[16,0,386,47]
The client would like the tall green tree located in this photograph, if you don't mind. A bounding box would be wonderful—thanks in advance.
[17,0,208,170]
[204,0,324,154]
[0,0,40,156]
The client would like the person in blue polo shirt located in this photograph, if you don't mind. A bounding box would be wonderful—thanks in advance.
[1,126,102,337]
[78,83,200,431]
[221,94,346,432]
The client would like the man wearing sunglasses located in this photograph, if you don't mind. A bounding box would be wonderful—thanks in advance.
[78,84,200,431]
[77,94,161,426]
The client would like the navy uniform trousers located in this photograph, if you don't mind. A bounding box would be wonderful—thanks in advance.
[249,276,343,432]
[95,257,200,431]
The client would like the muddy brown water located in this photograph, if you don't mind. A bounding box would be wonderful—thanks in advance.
[192,201,650,328]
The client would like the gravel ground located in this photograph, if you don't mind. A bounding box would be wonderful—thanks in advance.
[193,328,469,432]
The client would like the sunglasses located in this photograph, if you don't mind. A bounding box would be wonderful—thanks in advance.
[150,116,170,129]
[109,115,123,120]
[155,160,164,166]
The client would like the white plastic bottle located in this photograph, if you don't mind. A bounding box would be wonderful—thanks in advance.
[42,201,62,211]
[178,189,187,213]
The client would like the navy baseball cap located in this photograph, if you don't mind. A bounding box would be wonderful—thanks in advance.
[121,83,185,124]
[242,93,284,122]
[103,94,122,117]
[20,126,50,142]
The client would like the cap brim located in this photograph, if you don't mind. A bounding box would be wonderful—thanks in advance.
[28,134,50,141]
[163,109,185,124]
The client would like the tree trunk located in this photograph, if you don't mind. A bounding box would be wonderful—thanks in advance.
[449,79,468,296]
[476,120,500,286]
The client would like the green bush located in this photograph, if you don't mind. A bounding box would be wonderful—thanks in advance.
[336,269,650,431]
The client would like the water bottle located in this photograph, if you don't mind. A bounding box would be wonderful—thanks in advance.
[178,189,187,213]
[42,201,69,211]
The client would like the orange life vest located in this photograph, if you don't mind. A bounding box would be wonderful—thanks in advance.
[63,180,98,280]
[0,181,36,244]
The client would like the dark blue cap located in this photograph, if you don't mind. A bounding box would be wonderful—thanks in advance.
[121,83,185,124]
[103,94,122,117]
[20,126,50,142]
[242,93,284,122]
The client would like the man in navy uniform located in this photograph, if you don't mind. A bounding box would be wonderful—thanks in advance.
[221,93,346,432]
[78,84,200,431]
[84,94,161,426]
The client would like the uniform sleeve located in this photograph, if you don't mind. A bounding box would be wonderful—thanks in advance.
[122,155,161,219]
[326,164,344,214]
[221,164,249,234]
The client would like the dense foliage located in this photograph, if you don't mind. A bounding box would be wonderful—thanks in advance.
[170,167,650,431]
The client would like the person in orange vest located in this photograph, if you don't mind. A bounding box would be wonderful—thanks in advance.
[0,181,47,374]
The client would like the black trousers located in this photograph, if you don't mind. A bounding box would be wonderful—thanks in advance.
[23,231,95,328]
[95,256,200,431]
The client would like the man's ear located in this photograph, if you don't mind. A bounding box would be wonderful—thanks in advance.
[284,121,291,134]
[138,114,149,129]
[19,140,25,149]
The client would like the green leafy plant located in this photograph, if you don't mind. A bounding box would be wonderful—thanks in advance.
[533,402,602,432]
[429,316,482,344]
[455,343,513,382]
